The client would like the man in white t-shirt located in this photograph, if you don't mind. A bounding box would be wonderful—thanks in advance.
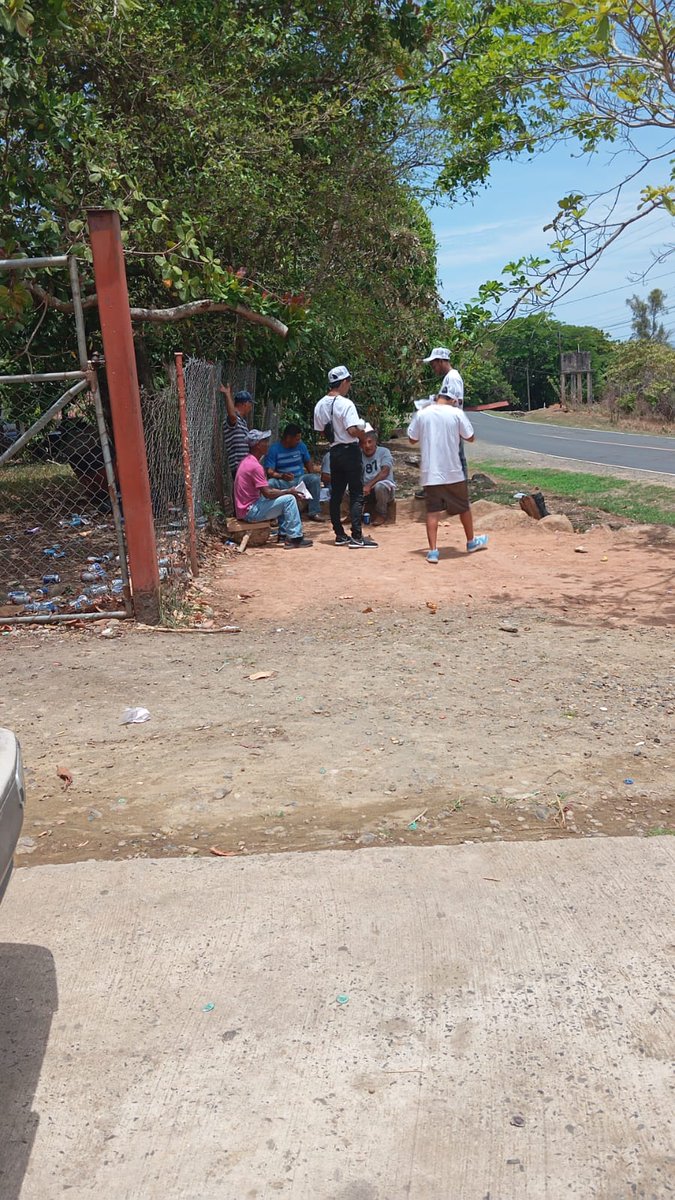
[407,394,488,564]
[313,365,377,548]
[422,346,468,479]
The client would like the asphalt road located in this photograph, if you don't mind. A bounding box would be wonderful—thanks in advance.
[471,412,675,476]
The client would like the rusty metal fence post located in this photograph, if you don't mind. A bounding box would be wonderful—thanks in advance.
[87,208,160,623]
[174,352,199,577]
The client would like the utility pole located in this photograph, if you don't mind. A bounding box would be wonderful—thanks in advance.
[526,361,531,411]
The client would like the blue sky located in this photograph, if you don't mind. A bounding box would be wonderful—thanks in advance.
[428,132,675,339]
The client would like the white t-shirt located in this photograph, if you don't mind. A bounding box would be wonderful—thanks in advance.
[313,393,364,445]
[439,368,464,407]
[407,403,474,486]
[362,445,395,488]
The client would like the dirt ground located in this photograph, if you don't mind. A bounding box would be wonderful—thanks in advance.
[3,503,673,868]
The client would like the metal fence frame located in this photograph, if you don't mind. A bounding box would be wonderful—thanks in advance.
[0,254,132,622]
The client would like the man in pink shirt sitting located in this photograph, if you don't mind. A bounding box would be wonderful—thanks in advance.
[234,429,313,549]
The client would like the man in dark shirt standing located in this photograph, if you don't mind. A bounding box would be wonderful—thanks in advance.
[220,384,253,478]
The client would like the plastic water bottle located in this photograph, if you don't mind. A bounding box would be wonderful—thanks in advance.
[362,512,371,525]
[86,584,109,597]
[8,590,31,605]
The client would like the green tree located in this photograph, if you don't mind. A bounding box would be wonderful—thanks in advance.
[489,314,614,409]
[603,340,675,421]
[627,289,671,343]
[0,0,447,423]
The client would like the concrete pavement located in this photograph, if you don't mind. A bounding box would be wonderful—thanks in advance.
[470,412,675,477]
[1,840,673,1199]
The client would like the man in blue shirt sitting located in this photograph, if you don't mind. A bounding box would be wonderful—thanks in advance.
[264,423,323,521]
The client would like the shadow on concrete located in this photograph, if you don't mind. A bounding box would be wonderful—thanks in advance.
[0,943,57,1200]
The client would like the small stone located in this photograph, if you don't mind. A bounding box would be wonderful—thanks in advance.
[535,806,550,822]
[510,1114,525,1127]
[357,833,377,845]
[499,623,519,634]
[575,546,589,554]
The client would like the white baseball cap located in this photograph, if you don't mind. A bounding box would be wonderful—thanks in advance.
[328,364,351,385]
[423,347,451,364]
[247,428,272,446]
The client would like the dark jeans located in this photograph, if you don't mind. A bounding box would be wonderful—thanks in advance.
[329,442,363,539]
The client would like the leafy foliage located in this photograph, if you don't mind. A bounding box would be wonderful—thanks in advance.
[627,289,671,343]
[486,314,615,409]
[0,0,446,422]
[602,339,675,420]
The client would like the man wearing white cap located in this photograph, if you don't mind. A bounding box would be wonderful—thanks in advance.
[313,366,377,548]
[233,429,313,549]
[422,347,468,481]
[408,392,488,564]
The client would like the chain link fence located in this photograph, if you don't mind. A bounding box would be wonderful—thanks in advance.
[0,392,129,622]
[142,356,257,599]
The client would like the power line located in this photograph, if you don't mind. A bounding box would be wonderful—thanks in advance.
[552,267,675,310]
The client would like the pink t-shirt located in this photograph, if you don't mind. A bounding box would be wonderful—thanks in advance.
[234,454,266,518]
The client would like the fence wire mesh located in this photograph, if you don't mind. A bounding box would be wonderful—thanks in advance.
[0,394,128,620]
[142,357,257,600]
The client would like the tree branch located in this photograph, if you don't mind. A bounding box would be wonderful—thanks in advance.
[25,282,288,338]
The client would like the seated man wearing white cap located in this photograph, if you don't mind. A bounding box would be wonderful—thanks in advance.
[422,347,468,480]
[313,366,377,548]
[233,429,313,549]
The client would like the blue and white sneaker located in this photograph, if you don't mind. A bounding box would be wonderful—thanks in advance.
[426,549,439,564]
[467,535,488,554]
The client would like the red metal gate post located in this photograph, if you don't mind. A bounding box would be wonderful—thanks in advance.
[87,208,160,624]
[174,352,199,577]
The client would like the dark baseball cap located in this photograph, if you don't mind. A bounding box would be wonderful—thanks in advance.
[234,390,252,405]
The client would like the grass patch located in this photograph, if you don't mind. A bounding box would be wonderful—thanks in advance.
[471,462,675,527]
[0,460,77,513]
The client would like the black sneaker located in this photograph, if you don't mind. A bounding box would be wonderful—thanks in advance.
[284,536,313,548]
[348,535,378,548]
[334,534,351,546]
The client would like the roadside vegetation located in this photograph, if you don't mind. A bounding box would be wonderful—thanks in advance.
[471,464,675,528]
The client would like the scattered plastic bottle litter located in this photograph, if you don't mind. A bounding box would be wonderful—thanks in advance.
[86,584,109,597]
[111,578,124,595]
[336,994,350,1006]
[68,595,90,611]
[8,590,31,605]
[42,574,60,585]
[624,778,635,785]
[158,567,168,581]
[121,707,151,725]
[43,546,65,558]
[202,1002,215,1012]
